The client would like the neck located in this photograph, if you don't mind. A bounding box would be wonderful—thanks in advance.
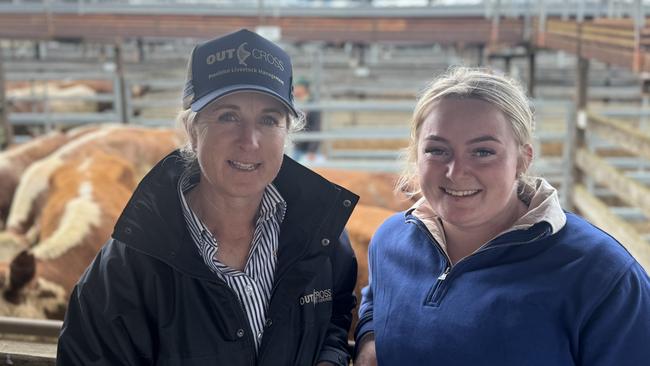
[186,182,262,240]
[444,196,527,265]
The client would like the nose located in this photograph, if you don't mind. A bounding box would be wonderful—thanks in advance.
[237,122,260,150]
[445,157,467,182]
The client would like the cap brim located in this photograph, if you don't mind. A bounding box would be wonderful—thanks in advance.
[190,85,299,117]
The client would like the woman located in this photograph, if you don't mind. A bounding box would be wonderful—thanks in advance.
[57,29,358,366]
[354,67,650,366]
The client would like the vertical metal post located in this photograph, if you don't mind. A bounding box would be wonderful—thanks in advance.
[633,0,644,72]
[490,0,501,46]
[527,46,536,98]
[0,44,13,148]
[576,58,589,149]
[310,43,323,102]
[504,55,512,75]
[641,86,649,132]
[477,44,485,67]
[257,0,266,25]
[561,101,576,209]
[577,0,585,23]
[537,0,546,39]
[136,37,145,63]
[114,41,128,124]
[523,0,532,42]
[568,55,590,212]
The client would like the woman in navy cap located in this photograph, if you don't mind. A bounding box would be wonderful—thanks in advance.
[58,29,358,366]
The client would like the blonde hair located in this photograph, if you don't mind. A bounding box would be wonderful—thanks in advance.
[396,66,535,197]
[176,102,305,175]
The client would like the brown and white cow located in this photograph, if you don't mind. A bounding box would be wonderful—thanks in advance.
[0,125,101,231]
[0,125,182,261]
[0,150,137,319]
[7,83,98,113]
[0,131,68,230]
[315,167,416,212]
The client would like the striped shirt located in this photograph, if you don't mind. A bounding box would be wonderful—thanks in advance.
[178,171,286,352]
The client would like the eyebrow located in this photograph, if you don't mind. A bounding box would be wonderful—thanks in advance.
[467,135,502,144]
[208,104,285,115]
[422,135,502,144]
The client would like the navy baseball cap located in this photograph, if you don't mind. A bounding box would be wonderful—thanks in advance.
[182,29,298,116]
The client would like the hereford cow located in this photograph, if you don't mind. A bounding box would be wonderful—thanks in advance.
[0,125,101,231]
[315,168,416,212]
[7,83,98,113]
[0,131,68,229]
[0,125,181,261]
[0,150,136,319]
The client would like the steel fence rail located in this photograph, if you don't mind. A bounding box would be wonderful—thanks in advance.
[0,316,62,338]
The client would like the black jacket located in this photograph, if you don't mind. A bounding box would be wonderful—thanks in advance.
[57,151,359,366]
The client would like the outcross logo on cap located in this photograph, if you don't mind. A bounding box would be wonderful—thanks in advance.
[182,29,298,116]
[237,43,251,66]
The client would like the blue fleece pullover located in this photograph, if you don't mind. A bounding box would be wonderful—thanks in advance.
[356,212,650,365]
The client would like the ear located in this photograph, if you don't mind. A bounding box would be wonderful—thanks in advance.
[517,143,534,176]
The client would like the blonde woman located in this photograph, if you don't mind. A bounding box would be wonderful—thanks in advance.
[354,67,650,366]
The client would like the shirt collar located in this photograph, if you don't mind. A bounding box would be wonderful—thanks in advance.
[177,168,287,233]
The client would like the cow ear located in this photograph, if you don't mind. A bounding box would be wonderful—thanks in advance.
[3,250,35,304]
[0,267,6,289]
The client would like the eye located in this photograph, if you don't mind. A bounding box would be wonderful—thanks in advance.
[472,148,495,157]
[424,147,448,156]
[217,112,238,123]
[260,115,281,127]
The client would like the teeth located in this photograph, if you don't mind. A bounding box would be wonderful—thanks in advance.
[230,160,257,171]
[443,188,479,197]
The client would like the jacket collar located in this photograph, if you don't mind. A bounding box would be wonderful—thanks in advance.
[407,177,566,250]
[112,150,358,280]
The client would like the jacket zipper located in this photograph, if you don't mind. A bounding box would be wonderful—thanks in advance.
[407,217,549,306]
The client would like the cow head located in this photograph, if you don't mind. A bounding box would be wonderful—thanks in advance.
[0,250,67,320]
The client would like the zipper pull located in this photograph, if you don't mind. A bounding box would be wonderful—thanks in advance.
[437,267,450,280]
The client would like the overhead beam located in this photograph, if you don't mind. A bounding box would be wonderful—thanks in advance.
[0,13,524,44]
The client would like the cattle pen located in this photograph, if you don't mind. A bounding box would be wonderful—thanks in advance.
[2,0,650,363]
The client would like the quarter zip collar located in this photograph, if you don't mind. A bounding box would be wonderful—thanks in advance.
[406,177,566,260]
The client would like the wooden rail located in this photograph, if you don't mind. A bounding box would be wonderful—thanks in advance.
[536,17,650,72]
[569,112,650,270]
[573,185,650,270]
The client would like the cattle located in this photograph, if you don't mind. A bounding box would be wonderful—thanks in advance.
[0,150,137,319]
[315,167,416,212]
[0,125,101,231]
[0,125,182,262]
[7,83,98,113]
[0,131,68,230]
[0,143,404,329]
[7,80,149,113]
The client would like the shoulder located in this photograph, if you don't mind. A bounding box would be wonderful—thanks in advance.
[552,213,643,295]
[368,211,410,252]
[374,212,409,237]
[561,213,637,268]
[78,238,170,298]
